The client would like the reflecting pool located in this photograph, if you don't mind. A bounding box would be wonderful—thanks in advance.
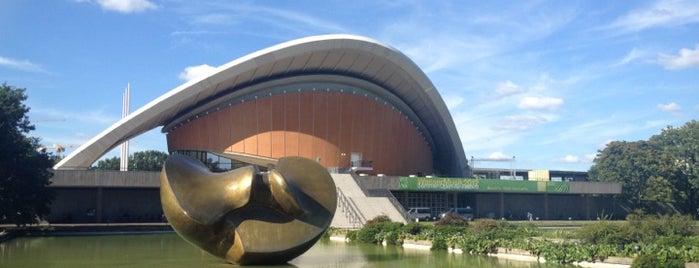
[1,233,568,267]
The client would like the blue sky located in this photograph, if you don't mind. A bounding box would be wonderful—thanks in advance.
[1,0,697,172]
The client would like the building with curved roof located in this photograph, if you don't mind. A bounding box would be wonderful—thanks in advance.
[55,34,469,177]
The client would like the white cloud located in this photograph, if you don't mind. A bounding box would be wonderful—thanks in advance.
[608,0,699,33]
[658,44,699,70]
[612,48,648,67]
[559,155,580,163]
[557,154,597,164]
[657,102,681,111]
[495,80,523,98]
[584,154,597,162]
[492,115,547,131]
[517,96,564,110]
[181,3,346,36]
[178,64,218,81]
[78,0,157,14]
[443,95,464,109]
[0,55,44,72]
[487,152,514,160]
[31,106,119,126]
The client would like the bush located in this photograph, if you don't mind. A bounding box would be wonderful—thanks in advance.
[354,217,403,244]
[431,234,449,250]
[434,213,469,227]
[345,230,358,242]
[577,221,631,244]
[402,222,433,240]
[631,253,684,268]
[430,225,467,251]
[624,212,696,243]
[365,215,392,226]
[402,222,428,235]
[433,225,467,237]
[355,224,381,243]
[455,233,499,254]
[469,218,501,235]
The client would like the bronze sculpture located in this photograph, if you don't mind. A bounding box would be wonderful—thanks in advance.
[160,154,337,265]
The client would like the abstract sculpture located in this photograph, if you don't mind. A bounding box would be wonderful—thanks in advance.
[160,154,337,265]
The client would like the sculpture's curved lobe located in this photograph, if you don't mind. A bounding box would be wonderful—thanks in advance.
[160,154,337,265]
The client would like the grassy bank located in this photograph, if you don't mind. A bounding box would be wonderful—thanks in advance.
[338,213,699,268]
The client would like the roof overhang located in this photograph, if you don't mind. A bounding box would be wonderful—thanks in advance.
[54,34,468,176]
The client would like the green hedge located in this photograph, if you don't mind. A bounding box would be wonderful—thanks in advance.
[344,214,699,265]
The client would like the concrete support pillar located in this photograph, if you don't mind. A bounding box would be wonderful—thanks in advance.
[585,195,591,220]
[96,187,103,223]
[544,193,549,220]
[499,192,505,219]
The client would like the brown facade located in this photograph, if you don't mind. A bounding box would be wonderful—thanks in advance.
[166,91,433,176]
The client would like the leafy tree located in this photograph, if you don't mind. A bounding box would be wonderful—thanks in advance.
[94,150,168,171]
[95,156,120,170]
[589,121,699,215]
[589,141,680,213]
[130,150,168,171]
[0,83,54,226]
[649,120,699,214]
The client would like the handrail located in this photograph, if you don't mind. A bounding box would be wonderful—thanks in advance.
[336,187,366,228]
[347,197,367,226]
[383,190,410,223]
[349,174,409,223]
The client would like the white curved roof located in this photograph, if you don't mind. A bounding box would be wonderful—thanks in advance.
[55,34,468,176]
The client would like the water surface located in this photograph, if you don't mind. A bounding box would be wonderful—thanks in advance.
[1,233,567,267]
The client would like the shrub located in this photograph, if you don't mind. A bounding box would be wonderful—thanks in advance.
[355,224,382,243]
[631,253,684,268]
[355,219,403,244]
[455,233,499,254]
[382,229,402,245]
[431,225,467,250]
[434,213,469,227]
[431,234,449,250]
[402,222,433,240]
[402,222,428,235]
[469,218,500,234]
[624,212,695,243]
[345,230,358,242]
[433,225,467,237]
[577,221,631,244]
[365,215,392,226]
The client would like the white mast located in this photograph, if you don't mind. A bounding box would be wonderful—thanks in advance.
[119,83,130,171]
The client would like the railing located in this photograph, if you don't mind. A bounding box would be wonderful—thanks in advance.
[350,173,410,223]
[350,160,373,168]
[336,187,366,229]
[365,188,410,223]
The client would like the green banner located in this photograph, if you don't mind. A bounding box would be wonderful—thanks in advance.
[398,177,569,193]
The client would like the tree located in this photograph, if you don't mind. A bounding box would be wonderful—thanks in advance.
[94,150,168,171]
[94,156,120,170]
[0,83,54,226]
[649,120,699,215]
[590,141,669,211]
[589,121,699,215]
[130,150,168,171]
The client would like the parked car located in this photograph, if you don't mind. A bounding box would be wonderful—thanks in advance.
[439,207,474,220]
[407,207,433,222]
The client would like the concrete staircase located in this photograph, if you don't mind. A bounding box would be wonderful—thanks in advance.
[330,174,406,229]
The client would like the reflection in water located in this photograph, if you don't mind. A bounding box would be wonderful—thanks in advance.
[0,233,568,267]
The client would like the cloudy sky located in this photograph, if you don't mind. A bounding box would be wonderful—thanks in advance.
[1,0,697,171]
